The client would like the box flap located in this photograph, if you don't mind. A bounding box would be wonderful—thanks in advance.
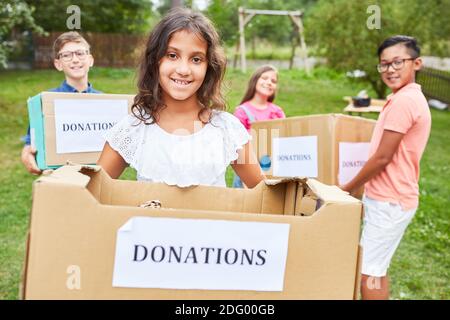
[36,164,100,187]
[264,177,308,186]
[306,179,359,204]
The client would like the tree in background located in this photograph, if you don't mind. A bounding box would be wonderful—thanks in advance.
[205,0,242,46]
[0,0,45,68]
[25,0,154,34]
[156,0,197,16]
[306,0,450,98]
[205,0,317,51]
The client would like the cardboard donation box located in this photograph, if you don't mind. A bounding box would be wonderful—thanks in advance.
[22,165,363,299]
[251,114,376,187]
[27,92,135,170]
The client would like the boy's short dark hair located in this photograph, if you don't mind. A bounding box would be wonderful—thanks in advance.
[53,31,90,59]
[377,35,420,58]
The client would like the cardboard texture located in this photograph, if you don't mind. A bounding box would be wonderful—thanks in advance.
[251,114,376,196]
[27,92,135,169]
[23,165,363,300]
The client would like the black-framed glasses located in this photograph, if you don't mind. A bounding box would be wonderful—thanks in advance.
[57,50,90,62]
[377,58,416,73]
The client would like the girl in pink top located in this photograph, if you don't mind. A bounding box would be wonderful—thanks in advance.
[234,65,286,132]
[233,65,286,187]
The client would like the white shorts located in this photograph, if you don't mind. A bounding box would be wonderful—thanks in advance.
[360,196,417,277]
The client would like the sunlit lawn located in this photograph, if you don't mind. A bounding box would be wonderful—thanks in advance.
[0,66,448,299]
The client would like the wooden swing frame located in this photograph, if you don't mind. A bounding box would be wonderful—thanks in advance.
[235,7,309,73]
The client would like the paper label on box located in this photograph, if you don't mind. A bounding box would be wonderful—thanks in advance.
[272,136,318,177]
[338,142,370,185]
[113,217,290,291]
[54,99,128,154]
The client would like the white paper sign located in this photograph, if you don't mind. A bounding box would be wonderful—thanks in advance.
[113,217,290,291]
[338,142,371,185]
[54,99,128,154]
[272,136,318,177]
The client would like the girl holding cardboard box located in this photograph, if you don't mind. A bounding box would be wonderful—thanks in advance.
[98,8,264,188]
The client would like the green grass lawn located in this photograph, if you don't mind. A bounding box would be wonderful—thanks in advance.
[0,67,448,299]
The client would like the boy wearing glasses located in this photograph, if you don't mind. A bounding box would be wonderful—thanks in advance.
[21,31,101,174]
[341,35,431,300]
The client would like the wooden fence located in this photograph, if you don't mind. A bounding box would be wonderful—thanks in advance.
[32,32,147,69]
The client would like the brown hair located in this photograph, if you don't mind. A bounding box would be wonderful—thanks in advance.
[53,31,90,59]
[240,65,278,105]
[132,8,227,124]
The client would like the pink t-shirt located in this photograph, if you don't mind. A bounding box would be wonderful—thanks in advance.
[365,83,431,210]
[234,101,286,131]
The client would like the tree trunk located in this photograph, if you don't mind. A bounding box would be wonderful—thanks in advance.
[251,37,256,60]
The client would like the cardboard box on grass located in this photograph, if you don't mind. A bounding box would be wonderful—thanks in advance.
[22,165,363,299]
[251,114,376,196]
[27,92,135,170]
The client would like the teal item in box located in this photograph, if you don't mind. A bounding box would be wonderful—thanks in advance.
[27,93,53,170]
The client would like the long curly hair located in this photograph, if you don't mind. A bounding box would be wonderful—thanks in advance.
[132,8,227,124]
[240,65,278,105]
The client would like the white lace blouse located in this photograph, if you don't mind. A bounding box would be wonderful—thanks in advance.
[104,111,251,187]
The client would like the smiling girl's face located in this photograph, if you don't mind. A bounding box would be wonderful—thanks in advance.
[255,70,278,99]
[158,30,208,105]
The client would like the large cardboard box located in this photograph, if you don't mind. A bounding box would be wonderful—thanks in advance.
[22,165,363,299]
[251,114,376,185]
[27,92,135,170]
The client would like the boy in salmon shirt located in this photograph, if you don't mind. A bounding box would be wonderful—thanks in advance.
[341,35,431,300]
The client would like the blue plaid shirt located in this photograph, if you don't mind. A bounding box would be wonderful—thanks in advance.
[23,80,102,145]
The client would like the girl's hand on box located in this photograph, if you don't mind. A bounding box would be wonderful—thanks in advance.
[231,142,265,189]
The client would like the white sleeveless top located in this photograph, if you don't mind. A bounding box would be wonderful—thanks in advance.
[104,111,251,187]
